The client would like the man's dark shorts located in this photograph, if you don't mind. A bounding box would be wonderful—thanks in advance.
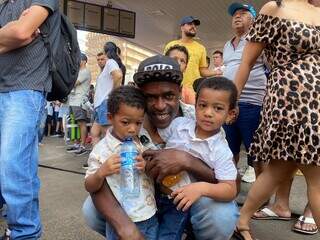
[70,106,88,122]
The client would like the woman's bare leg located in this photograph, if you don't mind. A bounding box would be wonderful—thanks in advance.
[298,164,320,228]
[253,169,296,218]
[237,159,297,239]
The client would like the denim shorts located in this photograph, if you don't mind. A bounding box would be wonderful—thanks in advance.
[94,100,108,126]
[106,214,158,240]
[223,102,262,166]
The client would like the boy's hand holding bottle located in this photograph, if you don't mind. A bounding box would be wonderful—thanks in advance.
[134,154,146,172]
[97,154,121,178]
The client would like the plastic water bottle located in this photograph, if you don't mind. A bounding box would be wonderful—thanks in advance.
[120,137,140,198]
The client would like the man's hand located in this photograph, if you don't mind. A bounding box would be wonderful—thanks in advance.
[97,154,121,178]
[135,154,146,172]
[143,149,188,183]
[171,182,205,211]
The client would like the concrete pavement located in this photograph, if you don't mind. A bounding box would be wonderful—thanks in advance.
[1,137,318,240]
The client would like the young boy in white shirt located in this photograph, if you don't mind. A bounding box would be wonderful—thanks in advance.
[158,76,238,211]
[84,86,158,240]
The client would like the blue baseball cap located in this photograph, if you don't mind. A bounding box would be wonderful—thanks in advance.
[180,16,200,26]
[228,2,257,18]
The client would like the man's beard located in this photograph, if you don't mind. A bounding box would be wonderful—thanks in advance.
[185,31,196,38]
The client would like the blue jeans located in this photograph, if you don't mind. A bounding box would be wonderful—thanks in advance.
[106,214,158,240]
[156,195,189,240]
[82,197,158,240]
[94,100,108,126]
[223,102,262,166]
[38,108,48,143]
[82,195,239,240]
[0,90,45,239]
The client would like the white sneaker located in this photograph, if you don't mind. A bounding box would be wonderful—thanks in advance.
[241,166,256,183]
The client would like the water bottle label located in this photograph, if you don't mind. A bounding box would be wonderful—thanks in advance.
[120,151,138,166]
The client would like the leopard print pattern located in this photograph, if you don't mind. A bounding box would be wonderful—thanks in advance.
[246,14,320,165]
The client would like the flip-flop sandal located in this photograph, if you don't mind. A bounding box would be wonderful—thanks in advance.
[292,216,319,235]
[252,207,291,220]
[233,227,255,240]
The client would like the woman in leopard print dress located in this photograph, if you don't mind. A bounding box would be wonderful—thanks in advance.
[233,1,320,239]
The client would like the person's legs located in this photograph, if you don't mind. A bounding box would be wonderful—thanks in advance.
[157,195,189,240]
[223,121,241,165]
[90,122,101,146]
[190,197,239,240]
[253,171,295,219]
[237,103,264,177]
[55,118,62,135]
[298,164,320,228]
[0,90,45,239]
[46,115,52,137]
[135,215,158,240]
[293,203,318,234]
[91,100,109,145]
[78,120,87,147]
[237,160,297,239]
[82,196,106,236]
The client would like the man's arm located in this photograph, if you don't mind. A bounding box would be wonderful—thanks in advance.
[75,70,90,86]
[91,183,144,240]
[0,6,49,54]
[144,148,241,194]
[144,149,216,183]
[199,67,217,77]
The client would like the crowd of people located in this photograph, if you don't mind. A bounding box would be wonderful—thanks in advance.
[0,0,319,240]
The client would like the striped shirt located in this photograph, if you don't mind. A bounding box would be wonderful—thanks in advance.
[0,0,59,93]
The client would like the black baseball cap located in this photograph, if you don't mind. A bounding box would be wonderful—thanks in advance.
[133,55,183,87]
[180,16,200,26]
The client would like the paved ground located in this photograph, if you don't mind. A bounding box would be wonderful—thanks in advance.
[1,137,319,240]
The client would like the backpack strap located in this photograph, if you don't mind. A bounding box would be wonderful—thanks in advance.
[40,16,55,72]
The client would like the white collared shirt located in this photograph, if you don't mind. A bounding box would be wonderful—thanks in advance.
[158,117,237,181]
[85,129,156,222]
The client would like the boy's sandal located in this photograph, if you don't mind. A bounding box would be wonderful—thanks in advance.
[292,216,318,235]
[233,227,255,240]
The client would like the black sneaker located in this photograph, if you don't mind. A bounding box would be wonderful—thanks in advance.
[74,147,88,156]
[66,145,80,153]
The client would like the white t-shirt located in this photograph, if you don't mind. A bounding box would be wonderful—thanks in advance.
[158,117,237,181]
[85,129,156,222]
[94,59,120,108]
[69,68,91,106]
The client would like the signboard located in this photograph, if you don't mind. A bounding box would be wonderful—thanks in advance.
[85,4,102,30]
[103,8,119,33]
[67,1,85,28]
[119,11,135,36]
[62,0,135,38]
